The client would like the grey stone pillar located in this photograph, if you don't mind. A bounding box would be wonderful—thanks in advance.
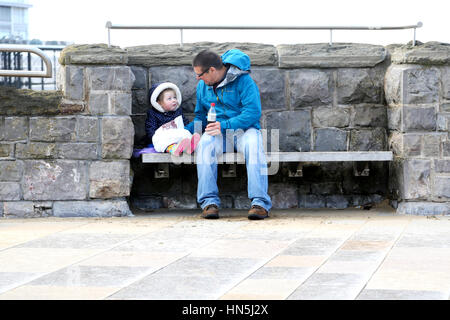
[386,42,450,214]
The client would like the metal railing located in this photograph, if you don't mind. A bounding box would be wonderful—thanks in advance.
[0,44,52,78]
[106,21,423,47]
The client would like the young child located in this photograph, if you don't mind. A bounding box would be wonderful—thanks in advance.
[145,82,200,156]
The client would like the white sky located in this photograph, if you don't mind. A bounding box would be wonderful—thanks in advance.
[28,0,449,48]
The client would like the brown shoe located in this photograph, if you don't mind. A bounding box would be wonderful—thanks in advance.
[248,205,269,220]
[202,204,219,219]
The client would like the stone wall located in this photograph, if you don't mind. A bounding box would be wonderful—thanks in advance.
[0,54,135,217]
[126,42,391,211]
[2,41,449,217]
[386,42,450,214]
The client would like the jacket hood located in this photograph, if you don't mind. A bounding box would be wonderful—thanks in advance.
[149,82,182,113]
[221,49,251,71]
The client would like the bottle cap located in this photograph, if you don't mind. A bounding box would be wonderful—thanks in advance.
[211,103,215,107]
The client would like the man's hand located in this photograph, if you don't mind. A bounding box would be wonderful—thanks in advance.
[205,121,221,136]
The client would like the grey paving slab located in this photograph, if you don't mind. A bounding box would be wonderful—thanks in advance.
[14,233,136,249]
[155,257,260,278]
[28,265,153,287]
[282,237,346,256]
[112,235,217,253]
[287,272,369,300]
[108,274,238,300]
[0,272,43,294]
[249,266,314,280]
[357,289,448,300]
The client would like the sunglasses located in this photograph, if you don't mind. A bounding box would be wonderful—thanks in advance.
[195,67,210,78]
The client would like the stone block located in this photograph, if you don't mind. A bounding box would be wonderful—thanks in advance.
[59,44,128,65]
[326,195,350,209]
[265,110,311,152]
[403,106,436,131]
[277,43,386,68]
[130,66,148,90]
[88,92,110,115]
[89,161,130,198]
[111,92,132,115]
[86,66,135,91]
[53,200,132,217]
[132,89,149,115]
[311,182,343,195]
[312,106,350,128]
[337,68,383,104]
[60,65,85,100]
[434,160,450,173]
[384,65,404,106]
[391,42,450,66]
[30,117,77,142]
[101,116,134,159]
[441,67,450,99]
[0,117,3,140]
[0,182,21,200]
[167,195,198,209]
[352,105,387,127]
[149,66,198,113]
[251,67,286,110]
[0,160,24,181]
[16,142,56,159]
[397,201,450,215]
[76,117,99,142]
[4,117,27,141]
[402,134,422,157]
[2,201,35,218]
[289,69,332,107]
[126,42,277,67]
[299,194,326,208]
[314,128,348,151]
[444,141,450,157]
[385,64,440,105]
[433,176,450,199]
[403,66,439,104]
[0,143,13,158]
[422,134,442,157]
[387,106,402,130]
[436,114,450,132]
[22,160,88,200]
[349,128,386,151]
[234,194,251,209]
[56,143,98,160]
[403,159,431,200]
[268,183,298,209]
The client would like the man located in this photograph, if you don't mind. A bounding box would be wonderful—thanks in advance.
[185,49,272,220]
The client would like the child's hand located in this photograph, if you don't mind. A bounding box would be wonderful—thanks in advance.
[205,121,221,136]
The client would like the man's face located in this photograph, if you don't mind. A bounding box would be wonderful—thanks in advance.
[194,66,214,85]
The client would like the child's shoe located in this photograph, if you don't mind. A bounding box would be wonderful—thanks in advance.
[187,133,201,154]
[167,138,190,156]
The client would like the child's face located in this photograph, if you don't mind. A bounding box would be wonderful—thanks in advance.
[158,90,178,112]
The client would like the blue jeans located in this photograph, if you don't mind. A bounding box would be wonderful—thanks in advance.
[196,128,272,212]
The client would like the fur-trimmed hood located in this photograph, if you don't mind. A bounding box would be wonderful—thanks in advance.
[148,82,182,113]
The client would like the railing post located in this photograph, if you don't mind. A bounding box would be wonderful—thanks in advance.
[180,29,184,47]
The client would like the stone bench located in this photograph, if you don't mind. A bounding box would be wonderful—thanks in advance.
[142,151,393,178]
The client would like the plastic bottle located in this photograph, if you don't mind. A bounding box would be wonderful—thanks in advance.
[207,102,216,124]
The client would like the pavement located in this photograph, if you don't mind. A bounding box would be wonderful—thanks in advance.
[0,205,449,300]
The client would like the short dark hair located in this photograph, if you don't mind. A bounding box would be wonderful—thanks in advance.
[192,50,223,70]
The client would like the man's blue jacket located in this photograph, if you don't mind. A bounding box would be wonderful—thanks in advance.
[185,49,262,134]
